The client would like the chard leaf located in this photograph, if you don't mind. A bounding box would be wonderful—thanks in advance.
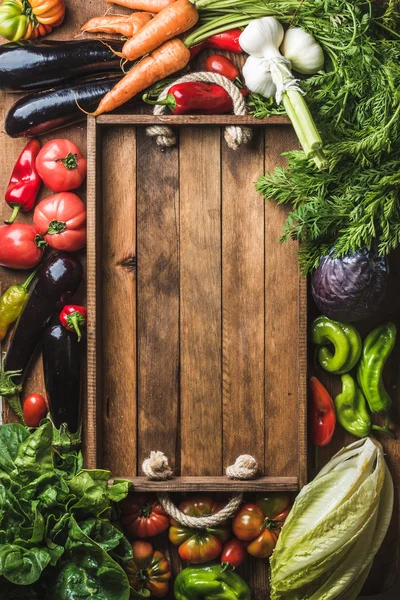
[0,545,51,585]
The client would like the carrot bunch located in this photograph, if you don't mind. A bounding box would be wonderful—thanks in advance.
[81,0,198,115]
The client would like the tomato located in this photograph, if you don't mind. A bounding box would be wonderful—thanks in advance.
[23,393,48,427]
[36,139,87,192]
[33,193,86,252]
[232,494,292,559]
[169,495,231,564]
[221,538,246,568]
[120,496,169,538]
[0,223,46,269]
[205,54,240,81]
[0,0,64,41]
[126,541,171,598]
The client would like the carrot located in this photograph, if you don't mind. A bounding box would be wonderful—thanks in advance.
[106,0,176,12]
[81,12,152,36]
[93,38,190,115]
[122,0,198,60]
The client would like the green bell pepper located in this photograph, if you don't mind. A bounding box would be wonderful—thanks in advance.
[311,316,361,374]
[357,322,396,414]
[174,564,251,600]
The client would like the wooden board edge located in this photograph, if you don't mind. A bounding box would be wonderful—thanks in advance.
[110,476,299,492]
[97,114,290,127]
[298,273,308,488]
[85,116,102,469]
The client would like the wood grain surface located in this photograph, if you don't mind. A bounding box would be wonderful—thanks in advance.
[0,0,398,596]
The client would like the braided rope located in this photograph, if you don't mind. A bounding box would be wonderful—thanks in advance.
[146,72,253,150]
[157,492,243,529]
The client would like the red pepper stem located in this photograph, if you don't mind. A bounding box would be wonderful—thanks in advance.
[66,311,85,342]
[21,267,39,291]
[142,92,177,110]
[4,204,21,225]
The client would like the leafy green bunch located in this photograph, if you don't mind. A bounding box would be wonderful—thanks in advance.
[195,0,400,273]
[0,422,134,600]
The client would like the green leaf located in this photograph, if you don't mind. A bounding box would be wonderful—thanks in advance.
[68,471,111,517]
[0,545,51,585]
[0,424,30,473]
[14,423,54,481]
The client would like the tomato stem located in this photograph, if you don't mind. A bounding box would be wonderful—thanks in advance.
[55,152,79,171]
[46,220,67,235]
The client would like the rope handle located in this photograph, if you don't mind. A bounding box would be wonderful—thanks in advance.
[141,452,259,528]
[145,72,253,150]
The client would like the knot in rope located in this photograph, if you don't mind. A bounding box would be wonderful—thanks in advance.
[226,454,259,480]
[142,451,173,480]
[146,72,252,150]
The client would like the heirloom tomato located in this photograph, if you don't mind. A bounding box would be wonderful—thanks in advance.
[36,139,87,192]
[126,541,171,598]
[120,496,169,538]
[169,495,231,564]
[0,0,65,41]
[232,493,291,558]
[33,192,86,252]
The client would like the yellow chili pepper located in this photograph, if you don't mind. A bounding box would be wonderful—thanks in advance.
[0,269,38,340]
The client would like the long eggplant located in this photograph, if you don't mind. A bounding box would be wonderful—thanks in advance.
[5,75,123,137]
[43,323,82,448]
[4,252,83,384]
[0,39,124,91]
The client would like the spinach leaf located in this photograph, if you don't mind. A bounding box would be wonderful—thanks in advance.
[0,545,51,585]
[0,425,30,473]
[14,423,54,482]
[109,480,132,503]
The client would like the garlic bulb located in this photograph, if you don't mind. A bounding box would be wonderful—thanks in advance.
[281,28,324,74]
[239,17,284,59]
[242,55,277,98]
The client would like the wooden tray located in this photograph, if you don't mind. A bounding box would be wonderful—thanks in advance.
[85,115,307,496]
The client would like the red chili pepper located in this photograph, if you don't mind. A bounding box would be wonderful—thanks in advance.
[189,28,243,59]
[205,54,240,81]
[60,305,87,342]
[5,139,41,225]
[143,82,233,115]
[309,376,336,447]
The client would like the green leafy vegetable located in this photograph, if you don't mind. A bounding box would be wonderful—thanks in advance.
[194,0,400,272]
[270,437,394,600]
[0,422,132,598]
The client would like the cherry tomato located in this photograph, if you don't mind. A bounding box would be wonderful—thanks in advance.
[23,393,48,427]
[120,496,169,538]
[36,139,87,192]
[33,192,86,252]
[205,54,240,81]
[0,222,46,269]
[221,538,246,568]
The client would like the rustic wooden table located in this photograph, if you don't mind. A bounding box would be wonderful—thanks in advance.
[0,1,398,596]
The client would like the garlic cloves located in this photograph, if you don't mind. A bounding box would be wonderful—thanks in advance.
[239,17,284,59]
[281,28,324,74]
[242,56,277,98]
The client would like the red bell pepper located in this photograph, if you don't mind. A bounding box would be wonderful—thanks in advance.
[309,376,336,447]
[190,28,243,59]
[143,82,233,115]
[60,305,87,342]
[5,139,41,224]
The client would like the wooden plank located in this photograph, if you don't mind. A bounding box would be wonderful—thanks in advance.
[179,127,222,476]
[136,129,180,473]
[264,126,301,478]
[97,115,290,126]
[112,476,299,492]
[100,126,137,476]
[221,131,266,471]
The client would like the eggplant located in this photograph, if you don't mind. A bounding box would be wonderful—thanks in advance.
[5,75,123,137]
[0,39,124,91]
[43,323,82,446]
[4,252,83,383]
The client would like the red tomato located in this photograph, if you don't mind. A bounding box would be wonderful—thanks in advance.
[36,139,87,192]
[0,223,46,269]
[205,54,240,81]
[120,496,170,538]
[33,192,86,252]
[221,538,246,568]
[23,394,48,427]
[232,494,292,559]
